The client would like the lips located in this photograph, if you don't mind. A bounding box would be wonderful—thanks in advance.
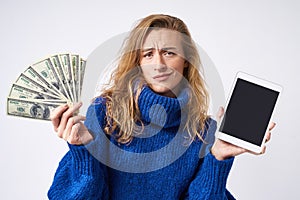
[152,72,173,82]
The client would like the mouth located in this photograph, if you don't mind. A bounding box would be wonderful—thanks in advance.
[152,72,173,82]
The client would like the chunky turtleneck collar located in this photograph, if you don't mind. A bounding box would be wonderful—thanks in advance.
[137,86,190,128]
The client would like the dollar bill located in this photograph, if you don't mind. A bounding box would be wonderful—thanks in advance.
[79,59,86,100]
[23,66,64,99]
[7,97,61,120]
[15,73,60,97]
[71,54,80,102]
[59,53,76,102]
[40,99,69,104]
[8,53,86,121]
[9,83,60,100]
[50,55,72,101]
[30,57,68,100]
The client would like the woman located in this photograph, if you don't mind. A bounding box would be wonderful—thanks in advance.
[48,14,274,199]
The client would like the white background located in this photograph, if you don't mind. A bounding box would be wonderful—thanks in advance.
[0,0,299,199]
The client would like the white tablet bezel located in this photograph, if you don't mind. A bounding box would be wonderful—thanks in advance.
[216,71,282,153]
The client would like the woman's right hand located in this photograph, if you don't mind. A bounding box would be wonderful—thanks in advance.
[50,102,93,145]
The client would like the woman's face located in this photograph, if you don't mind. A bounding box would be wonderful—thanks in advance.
[139,29,187,97]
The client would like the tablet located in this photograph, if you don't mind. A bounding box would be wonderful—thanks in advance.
[217,71,282,153]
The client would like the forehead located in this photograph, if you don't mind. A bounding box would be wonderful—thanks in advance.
[142,29,183,49]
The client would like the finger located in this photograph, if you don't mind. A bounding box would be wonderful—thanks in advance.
[58,102,83,134]
[68,123,82,145]
[265,131,271,143]
[248,145,267,156]
[261,145,267,154]
[50,104,69,131]
[217,106,224,122]
[232,146,248,156]
[70,122,93,145]
[268,122,276,131]
[63,115,85,139]
[62,102,83,120]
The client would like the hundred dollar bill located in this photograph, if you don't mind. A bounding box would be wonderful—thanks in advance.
[20,98,76,114]
[30,57,68,100]
[50,55,72,101]
[15,73,60,97]
[79,59,86,100]
[39,99,79,115]
[60,53,76,102]
[39,99,69,105]
[71,54,80,102]
[9,83,60,100]
[7,97,61,120]
[23,66,64,98]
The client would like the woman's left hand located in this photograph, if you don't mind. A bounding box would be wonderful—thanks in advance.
[211,107,276,161]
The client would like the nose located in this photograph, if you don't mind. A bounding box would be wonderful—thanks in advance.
[154,53,167,72]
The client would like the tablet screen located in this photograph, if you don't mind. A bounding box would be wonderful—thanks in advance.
[219,78,280,146]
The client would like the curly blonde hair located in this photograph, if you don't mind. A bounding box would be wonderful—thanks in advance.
[100,14,210,144]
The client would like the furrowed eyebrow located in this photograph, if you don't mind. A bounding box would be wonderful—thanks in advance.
[161,47,177,51]
[141,48,154,52]
[141,47,177,52]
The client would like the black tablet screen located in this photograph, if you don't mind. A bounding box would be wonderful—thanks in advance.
[219,78,279,146]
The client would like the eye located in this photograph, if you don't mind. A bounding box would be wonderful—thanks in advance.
[143,52,153,59]
[164,51,176,57]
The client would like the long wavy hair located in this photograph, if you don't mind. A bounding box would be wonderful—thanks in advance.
[100,14,210,144]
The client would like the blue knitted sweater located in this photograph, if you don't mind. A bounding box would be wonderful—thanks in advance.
[48,86,235,200]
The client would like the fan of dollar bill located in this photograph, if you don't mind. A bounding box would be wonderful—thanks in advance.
[7,53,86,120]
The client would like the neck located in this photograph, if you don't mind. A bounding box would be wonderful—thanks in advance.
[137,86,190,128]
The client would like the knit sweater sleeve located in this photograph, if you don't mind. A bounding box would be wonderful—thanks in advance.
[47,144,109,200]
[183,119,236,200]
[47,99,109,200]
[184,153,235,200]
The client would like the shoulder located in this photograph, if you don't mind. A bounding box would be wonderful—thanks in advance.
[92,96,107,105]
[203,117,217,143]
[87,96,107,115]
[196,117,217,142]
[205,117,217,132]
[85,96,107,128]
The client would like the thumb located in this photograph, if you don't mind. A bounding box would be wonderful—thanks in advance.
[217,106,224,123]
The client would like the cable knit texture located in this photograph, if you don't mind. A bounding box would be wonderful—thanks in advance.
[48,86,235,200]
